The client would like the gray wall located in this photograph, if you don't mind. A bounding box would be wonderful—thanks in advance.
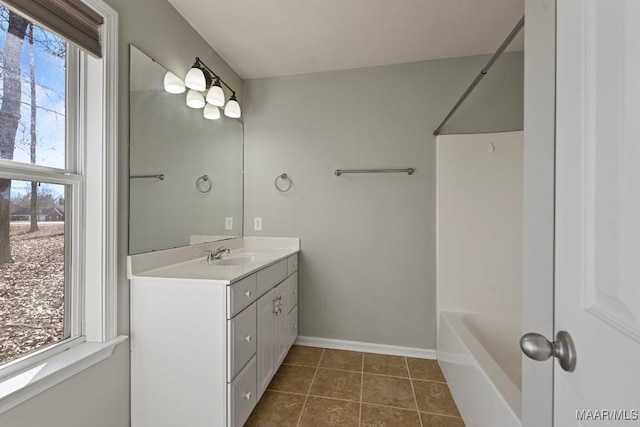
[0,0,242,425]
[243,52,523,350]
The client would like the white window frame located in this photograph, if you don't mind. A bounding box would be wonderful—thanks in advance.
[0,0,124,414]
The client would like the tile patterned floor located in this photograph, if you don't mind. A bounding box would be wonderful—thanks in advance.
[245,346,465,427]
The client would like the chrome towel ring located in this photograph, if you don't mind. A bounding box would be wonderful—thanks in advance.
[274,173,292,193]
[196,175,212,193]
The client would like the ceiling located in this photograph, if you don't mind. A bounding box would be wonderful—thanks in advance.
[167,0,524,80]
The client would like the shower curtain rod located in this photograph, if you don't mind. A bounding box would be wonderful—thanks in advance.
[433,16,525,136]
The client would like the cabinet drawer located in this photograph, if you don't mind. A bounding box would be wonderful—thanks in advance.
[257,259,287,296]
[227,274,257,319]
[227,303,257,381]
[287,305,298,349]
[287,254,299,275]
[227,355,257,427]
[288,272,298,314]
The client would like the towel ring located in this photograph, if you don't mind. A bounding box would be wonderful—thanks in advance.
[274,173,292,193]
[196,175,212,193]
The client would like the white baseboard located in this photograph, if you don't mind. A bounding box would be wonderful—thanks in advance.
[295,336,436,359]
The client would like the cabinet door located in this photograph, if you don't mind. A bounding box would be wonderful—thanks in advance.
[288,272,298,314]
[274,280,289,366]
[287,305,298,349]
[257,290,276,399]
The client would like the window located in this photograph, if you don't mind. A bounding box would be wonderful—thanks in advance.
[0,10,78,368]
[0,0,121,414]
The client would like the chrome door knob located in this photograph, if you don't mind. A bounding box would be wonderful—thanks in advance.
[520,330,577,372]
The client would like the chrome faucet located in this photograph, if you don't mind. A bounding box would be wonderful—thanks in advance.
[207,247,230,262]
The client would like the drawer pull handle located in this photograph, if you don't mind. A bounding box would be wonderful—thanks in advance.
[244,290,252,298]
[244,335,252,342]
[244,392,252,400]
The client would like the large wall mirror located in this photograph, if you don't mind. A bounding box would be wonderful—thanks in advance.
[128,45,243,254]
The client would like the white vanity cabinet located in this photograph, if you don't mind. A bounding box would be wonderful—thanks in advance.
[130,251,299,427]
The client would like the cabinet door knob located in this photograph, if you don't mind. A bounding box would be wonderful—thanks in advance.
[244,290,252,298]
[244,392,252,400]
[244,335,252,342]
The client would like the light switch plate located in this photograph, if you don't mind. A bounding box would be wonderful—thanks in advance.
[225,217,233,230]
[254,217,262,231]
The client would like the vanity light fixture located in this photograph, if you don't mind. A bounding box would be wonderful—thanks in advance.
[206,78,225,107]
[181,57,241,118]
[224,94,241,118]
[184,60,209,91]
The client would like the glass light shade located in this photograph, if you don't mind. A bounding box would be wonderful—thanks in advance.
[203,104,221,120]
[185,67,206,91]
[206,83,225,107]
[186,89,205,109]
[163,71,185,94]
[224,96,241,118]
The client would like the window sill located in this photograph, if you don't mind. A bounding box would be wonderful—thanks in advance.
[0,335,127,415]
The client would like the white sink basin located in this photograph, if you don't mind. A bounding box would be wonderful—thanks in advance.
[213,253,274,266]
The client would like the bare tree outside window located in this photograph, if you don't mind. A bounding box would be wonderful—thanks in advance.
[0,7,68,365]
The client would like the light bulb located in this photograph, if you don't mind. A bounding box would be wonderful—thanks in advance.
[163,71,185,94]
[185,67,206,91]
[186,89,205,108]
[224,94,241,118]
[206,80,225,107]
[204,104,220,120]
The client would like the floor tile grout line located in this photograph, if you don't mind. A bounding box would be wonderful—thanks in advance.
[296,395,457,418]
[419,410,465,419]
[406,356,424,427]
[267,389,308,397]
[359,352,364,426]
[284,361,447,382]
[284,362,362,373]
[410,377,449,385]
[295,348,324,427]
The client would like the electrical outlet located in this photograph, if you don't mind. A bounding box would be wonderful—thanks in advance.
[254,217,262,231]
[225,217,233,230]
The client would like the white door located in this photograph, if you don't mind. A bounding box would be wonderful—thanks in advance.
[554,0,640,424]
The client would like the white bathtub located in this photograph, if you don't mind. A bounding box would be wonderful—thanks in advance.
[438,311,522,427]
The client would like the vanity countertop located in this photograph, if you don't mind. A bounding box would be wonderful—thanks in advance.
[127,237,300,284]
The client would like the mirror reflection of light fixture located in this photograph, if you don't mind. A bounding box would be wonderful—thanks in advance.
[186,89,205,108]
[163,71,185,94]
[204,104,221,120]
[164,57,241,120]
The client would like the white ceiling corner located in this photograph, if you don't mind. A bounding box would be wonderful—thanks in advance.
[167,0,525,79]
